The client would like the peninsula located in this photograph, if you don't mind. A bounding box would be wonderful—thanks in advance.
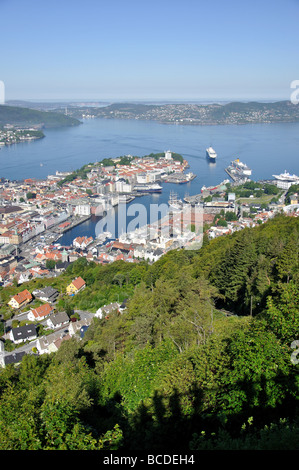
[0,104,81,129]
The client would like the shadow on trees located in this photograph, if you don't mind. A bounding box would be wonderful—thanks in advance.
[117,386,206,452]
[85,369,299,451]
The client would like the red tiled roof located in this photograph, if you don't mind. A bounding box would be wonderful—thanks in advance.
[12,289,32,305]
[31,303,53,319]
[71,276,86,290]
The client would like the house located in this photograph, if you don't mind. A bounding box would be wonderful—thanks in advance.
[32,286,59,303]
[69,251,81,262]
[48,333,71,353]
[66,276,86,295]
[68,318,92,336]
[95,302,120,319]
[119,299,128,312]
[133,245,145,259]
[27,302,54,321]
[9,324,37,344]
[36,329,70,354]
[8,289,32,309]
[16,271,33,284]
[47,311,70,329]
[0,350,27,368]
[141,247,164,263]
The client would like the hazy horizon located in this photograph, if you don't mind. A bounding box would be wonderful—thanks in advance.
[4,97,289,105]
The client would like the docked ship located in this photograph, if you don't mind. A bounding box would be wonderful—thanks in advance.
[168,191,184,211]
[206,147,217,161]
[272,170,299,183]
[201,184,220,192]
[230,158,252,176]
[133,183,162,193]
[272,170,299,189]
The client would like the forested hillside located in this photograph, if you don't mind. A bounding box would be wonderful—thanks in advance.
[0,105,81,128]
[0,214,298,450]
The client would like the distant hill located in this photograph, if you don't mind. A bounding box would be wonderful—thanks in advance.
[5,100,299,127]
[62,100,299,125]
[0,105,81,128]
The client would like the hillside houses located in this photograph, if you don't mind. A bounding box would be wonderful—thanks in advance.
[133,245,164,262]
[35,318,92,355]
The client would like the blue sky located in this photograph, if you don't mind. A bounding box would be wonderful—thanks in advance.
[1,0,298,101]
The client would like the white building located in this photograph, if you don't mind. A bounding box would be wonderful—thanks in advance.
[276,180,295,190]
[74,204,91,216]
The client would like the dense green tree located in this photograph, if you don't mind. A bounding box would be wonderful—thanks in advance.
[263,281,299,343]
[276,231,299,283]
[0,385,43,450]
[45,259,56,270]
[43,356,97,413]
[218,321,292,415]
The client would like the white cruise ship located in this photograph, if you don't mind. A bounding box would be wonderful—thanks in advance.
[272,171,299,182]
[272,170,299,189]
[206,147,217,161]
[231,158,252,176]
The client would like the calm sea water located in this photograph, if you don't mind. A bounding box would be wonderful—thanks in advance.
[1,117,298,243]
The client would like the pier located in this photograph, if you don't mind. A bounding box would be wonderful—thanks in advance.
[163,172,197,184]
[184,194,202,204]
[225,167,248,185]
[225,167,238,182]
